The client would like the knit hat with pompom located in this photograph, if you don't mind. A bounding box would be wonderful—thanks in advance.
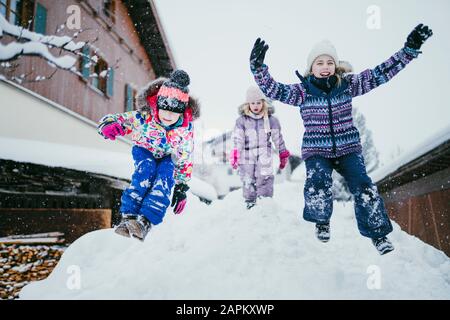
[157,69,190,113]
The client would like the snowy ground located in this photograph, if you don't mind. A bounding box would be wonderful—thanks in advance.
[19,181,450,300]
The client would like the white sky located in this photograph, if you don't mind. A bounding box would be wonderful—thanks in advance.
[154,0,450,166]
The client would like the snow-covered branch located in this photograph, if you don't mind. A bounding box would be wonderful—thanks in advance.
[0,14,87,72]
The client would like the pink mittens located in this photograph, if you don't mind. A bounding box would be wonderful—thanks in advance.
[279,150,290,170]
[101,122,125,140]
[230,148,240,169]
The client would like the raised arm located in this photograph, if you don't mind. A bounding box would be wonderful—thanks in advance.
[250,38,306,107]
[345,24,433,97]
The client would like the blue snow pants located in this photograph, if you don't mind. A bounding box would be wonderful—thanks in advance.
[120,146,175,225]
[303,152,393,239]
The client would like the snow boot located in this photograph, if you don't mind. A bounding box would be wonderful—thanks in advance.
[315,223,330,243]
[246,200,256,210]
[114,214,137,238]
[371,236,394,255]
[127,215,152,242]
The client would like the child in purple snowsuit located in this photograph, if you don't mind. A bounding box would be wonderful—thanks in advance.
[230,86,290,209]
[249,24,432,254]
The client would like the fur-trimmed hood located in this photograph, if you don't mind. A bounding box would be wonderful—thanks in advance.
[238,101,275,116]
[135,77,201,120]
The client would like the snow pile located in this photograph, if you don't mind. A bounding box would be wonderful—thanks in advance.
[290,162,306,183]
[0,137,134,180]
[195,164,241,198]
[188,177,218,201]
[19,182,450,300]
[0,137,216,201]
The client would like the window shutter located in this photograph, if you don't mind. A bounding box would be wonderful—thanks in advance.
[0,0,6,17]
[35,3,47,34]
[81,46,90,79]
[125,84,133,111]
[106,67,114,97]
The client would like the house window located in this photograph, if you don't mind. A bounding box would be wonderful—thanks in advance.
[124,84,137,112]
[103,0,115,23]
[80,45,114,97]
[92,58,108,94]
[0,0,35,29]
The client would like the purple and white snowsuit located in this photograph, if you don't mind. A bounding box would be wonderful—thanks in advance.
[233,104,287,202]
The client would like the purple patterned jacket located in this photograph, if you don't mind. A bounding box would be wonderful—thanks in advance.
[252,47,420,160]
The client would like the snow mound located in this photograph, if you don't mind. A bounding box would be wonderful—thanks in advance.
[188,177,218,201]
[19,182,450,299]
[290,162,306,183]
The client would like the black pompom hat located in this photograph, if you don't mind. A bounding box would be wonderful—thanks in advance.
[157,70,190,113]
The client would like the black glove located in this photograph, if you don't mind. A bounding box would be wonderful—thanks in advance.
[250,38,269,71]
[171,183,189,214]
[405,23,433,50]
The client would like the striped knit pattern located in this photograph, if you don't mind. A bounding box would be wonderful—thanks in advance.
[253,47,420,160]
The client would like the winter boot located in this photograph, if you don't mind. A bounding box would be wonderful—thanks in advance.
[246,200,256,210]
[315,223,330,243]
[127,214,152,242]
[114,214,137,238]
[371,236,394,255]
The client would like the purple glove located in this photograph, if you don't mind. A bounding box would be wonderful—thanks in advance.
[101,122,124,140]
[279,150,290,170]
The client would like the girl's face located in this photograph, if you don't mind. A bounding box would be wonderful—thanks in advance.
[158,109,181,126]
[249,99,264,114]
[311,55,336,78]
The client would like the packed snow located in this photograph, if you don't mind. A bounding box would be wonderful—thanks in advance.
[19,181,450,300]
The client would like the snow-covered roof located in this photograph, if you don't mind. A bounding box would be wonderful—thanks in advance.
[0,137,134,180]
[0,137,217,201]
[372,124,450,182]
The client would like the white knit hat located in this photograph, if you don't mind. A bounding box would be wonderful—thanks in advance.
[246,86,265,103]
[305,40,339,75]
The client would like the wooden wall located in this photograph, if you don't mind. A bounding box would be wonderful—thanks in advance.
[1,0,156,122]
[0,208,112,243]
[381,167,450,257]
